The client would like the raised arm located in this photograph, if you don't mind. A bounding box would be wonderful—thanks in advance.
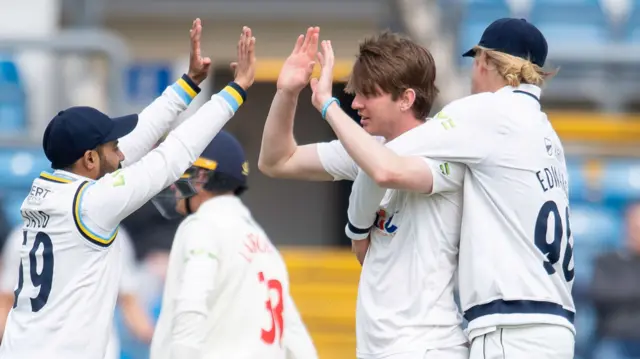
[119,19,211,166]
[75,27,256,246]
[258,27,341,181]
[311,40,491,193]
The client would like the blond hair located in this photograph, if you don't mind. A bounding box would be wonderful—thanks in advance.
[474,45,557,87]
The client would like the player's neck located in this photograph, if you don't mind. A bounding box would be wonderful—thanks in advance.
[62,166,98,180]
[190,191,234,213]
[385,116,425,141]
[484,76,510,92]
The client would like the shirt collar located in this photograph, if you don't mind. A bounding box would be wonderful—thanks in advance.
[38,169,93,184]
[496,84,542,100]
[198,194,248,216]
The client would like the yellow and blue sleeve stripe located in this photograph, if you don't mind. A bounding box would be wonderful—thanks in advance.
[39,171,74,184]
[218,82,247,112]
[72,181,118,248]
[171,74,201,105]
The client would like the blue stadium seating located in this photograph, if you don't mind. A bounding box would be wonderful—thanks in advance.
[455,0,618,61]
[0,147,51,227]
[528,0,610,48]
[625,2,640,42]
[0,56,27,134]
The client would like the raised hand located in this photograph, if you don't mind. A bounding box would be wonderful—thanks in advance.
[277,27,320,94]
[187,18,212,85]
[311,40,336,111]
[230,27,257,91]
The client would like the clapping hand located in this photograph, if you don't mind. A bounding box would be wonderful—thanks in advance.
[187,18,212,85]
[310,40,336,112]
[230,27,257,91]
[277,27,320,94]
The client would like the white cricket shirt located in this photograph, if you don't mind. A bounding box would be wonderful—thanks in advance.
[150,195,317,359]
[0,81,243,359]
[0,226,138,359]
[365,84,575,340]
[317,136,468,359]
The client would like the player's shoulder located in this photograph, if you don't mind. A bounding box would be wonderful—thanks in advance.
[440,92,497,116]
[175,210,234,238]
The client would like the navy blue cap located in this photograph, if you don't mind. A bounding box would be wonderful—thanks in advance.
[462,18,548,67]
[193,130,248,186]
[43,106,138,169]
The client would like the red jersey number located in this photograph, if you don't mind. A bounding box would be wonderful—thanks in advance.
[258,272,284,346]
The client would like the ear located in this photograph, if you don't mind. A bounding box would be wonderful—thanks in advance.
[400,88,416,112]
[82,150,98,171]
[477,53,491,73]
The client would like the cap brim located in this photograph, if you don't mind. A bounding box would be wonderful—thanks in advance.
[103,114,138,143]
[462,48,476,58]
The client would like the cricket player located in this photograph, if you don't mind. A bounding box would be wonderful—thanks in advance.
[0,226,154,359]
[0,21,256,359]
[259,28,468,359]
[313,18,575,359]
[149,131,317,359]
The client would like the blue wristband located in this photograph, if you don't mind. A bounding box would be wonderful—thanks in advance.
[321,97,340,120]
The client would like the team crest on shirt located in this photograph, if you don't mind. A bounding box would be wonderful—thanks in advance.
[372,209,399,236]
[544,138,554,157]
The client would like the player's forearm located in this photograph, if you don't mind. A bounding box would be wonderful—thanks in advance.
[119,294,155,343]
[170,310,209,359]
[258,89,301,177]
[324,104,405,186]
[120,75,201,167]
[89,83,246,230]
[325,104,435,192]
[345,171,386,239]
[0,293,13,340]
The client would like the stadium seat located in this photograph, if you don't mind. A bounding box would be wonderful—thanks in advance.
[570,203,623,289]
[456,0,512,66]
[600,160,640,202]
[1,190,28,227]
[528,1,611,49]
[624,2,640,42]
[0,148,51,188]
[0,57,28,134]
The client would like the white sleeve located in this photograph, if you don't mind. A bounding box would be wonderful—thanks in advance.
[77,84,245,249]
[316,140,359,181]
[120,75,200,167]
[170,217,222,359]
[386,94,504,165]
[421,159,465,195]
[117,227,138,294]
[345,172,383,240]
[0,229,23,293]
[283,291,318,359]
[344,160,465,242]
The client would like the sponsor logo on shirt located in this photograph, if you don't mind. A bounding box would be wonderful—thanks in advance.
[373,209,398,236]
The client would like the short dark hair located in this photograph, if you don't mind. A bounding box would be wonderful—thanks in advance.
[345,31,439,119]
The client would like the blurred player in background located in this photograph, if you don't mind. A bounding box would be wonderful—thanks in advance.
[313,18,575,359]
[150,131,317,359]
[0,226,154,358]
[259,28,467,359]
[0,20,256,359]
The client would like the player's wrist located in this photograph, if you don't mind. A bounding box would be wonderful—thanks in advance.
[186,71,206,86]
[218,81,248,112]
[321,97,340,120]
[345,222,370,241]
[181,74,202,93]
[172,74,202,105]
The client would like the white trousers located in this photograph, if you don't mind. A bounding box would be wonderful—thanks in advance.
[367,344,469,359]
[469,325,574,359]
